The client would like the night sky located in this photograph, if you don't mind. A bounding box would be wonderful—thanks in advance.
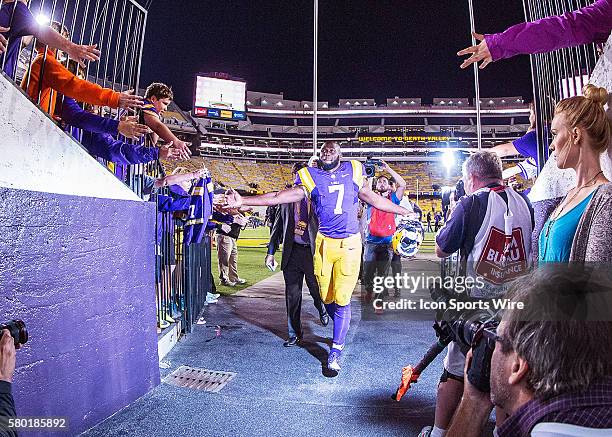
[141,1,533,110]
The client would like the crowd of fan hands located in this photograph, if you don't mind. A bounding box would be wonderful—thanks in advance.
[0,2,260,211]
[0,0,507,207]
[0,10,245,214]
[0,4,189,161]
[2,0,607,214]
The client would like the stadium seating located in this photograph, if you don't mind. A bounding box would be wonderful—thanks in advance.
[163,157,456,213]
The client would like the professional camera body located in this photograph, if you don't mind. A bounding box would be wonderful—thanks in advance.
[393,284,499,401]
[363,158,384,178]
[441,178,466,218]
[430,286,499,392]
[454,179,466,200]
[0,320,28,347]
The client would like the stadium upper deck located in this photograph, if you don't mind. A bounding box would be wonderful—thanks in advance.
[177,90,531,162]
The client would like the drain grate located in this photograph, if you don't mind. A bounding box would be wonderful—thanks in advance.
[163,366,236,392]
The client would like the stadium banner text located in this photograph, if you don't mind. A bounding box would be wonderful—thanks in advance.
[358,134,453,142]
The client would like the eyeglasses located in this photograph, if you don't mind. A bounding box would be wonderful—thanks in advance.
[482,327,503,344]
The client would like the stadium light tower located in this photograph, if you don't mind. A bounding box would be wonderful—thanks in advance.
[312,0,319,158]
[442,150,456,171]
[467,0,482,150]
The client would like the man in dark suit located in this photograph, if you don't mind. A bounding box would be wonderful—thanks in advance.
[265,163,329,347]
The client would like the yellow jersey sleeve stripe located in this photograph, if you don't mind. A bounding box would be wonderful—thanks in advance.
[297,167,316,195]
[142,107,159,117]
[351,160,364,187]
[185,218,205,226]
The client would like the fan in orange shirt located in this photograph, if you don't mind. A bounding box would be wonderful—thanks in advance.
[20,21,143,117]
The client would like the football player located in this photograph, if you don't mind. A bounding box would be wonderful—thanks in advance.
[225,141,410,372]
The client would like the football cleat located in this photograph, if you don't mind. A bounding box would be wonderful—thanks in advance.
[327,348,342,371]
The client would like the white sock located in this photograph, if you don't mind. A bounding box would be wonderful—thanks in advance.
[430,426,447,437]
[332,343,344,351]
[493,427,499,437]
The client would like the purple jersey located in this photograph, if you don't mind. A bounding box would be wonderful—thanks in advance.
[296,160,364,238]
[141,99,160,117]
[1,1,37,79]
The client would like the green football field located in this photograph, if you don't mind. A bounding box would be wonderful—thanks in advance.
[211,226,275,295]
[212,226,437,295]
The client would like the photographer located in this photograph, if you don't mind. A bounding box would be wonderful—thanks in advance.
[423,151,534,437]
[446,267,612,437]
[0,330,16,436]
[362,162,408,301]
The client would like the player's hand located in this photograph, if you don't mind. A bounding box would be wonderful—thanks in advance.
[66,42,100,67]
[265,255,276,270]
[118,90,144,109]
[0,330,16,383]
[0,27,9,55]
[224,188,243,209]
[118,116,150,139]
[381,160,391,172]
[458,32,493,69]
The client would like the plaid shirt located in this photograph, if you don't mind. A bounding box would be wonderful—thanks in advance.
[499,378,612,436]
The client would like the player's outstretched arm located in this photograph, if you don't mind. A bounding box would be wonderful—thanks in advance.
[226,187,305,208]
[358,185,409,215]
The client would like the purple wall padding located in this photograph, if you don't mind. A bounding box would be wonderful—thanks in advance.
[0,187,160,435]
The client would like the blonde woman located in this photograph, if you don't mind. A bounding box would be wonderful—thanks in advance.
[539,85,612,262]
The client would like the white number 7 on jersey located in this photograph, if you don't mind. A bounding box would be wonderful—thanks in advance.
[328,185,344,214]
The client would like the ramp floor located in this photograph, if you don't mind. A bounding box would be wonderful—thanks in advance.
[83,254,492,436]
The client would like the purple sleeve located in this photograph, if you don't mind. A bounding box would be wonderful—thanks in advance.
[81,131,159,165]
[0,380,16,420]
[212,210,233,224]
[157,195,190,212]
[205,211,234,232]
[294,172,303,185]
[1,2,37,36]
[435,198,468,255]
[60,98,120,135]
[511,130,538,161]
[485,0,612,61]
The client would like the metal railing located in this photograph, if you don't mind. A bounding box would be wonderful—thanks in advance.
[522,0,602,170]
[183,238,213,333]
[1,0,213,335]
[1,0,147,107]
[129,161,212,335]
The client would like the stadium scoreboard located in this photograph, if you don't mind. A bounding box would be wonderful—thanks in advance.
[193,74,247,121]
